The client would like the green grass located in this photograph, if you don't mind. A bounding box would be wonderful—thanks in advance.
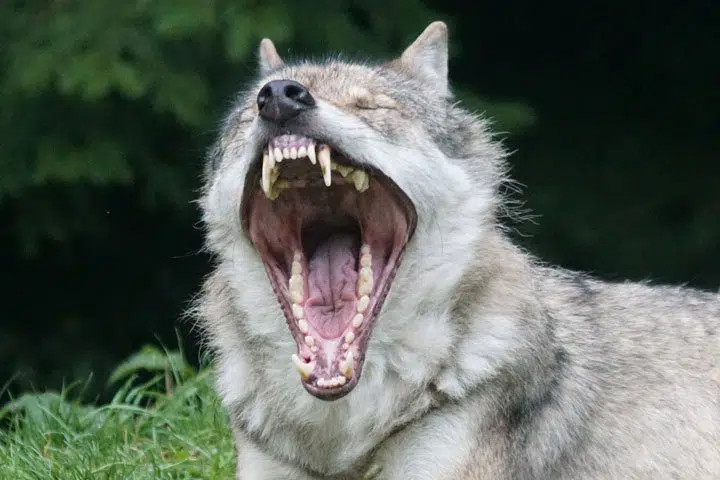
[0,346,236,479]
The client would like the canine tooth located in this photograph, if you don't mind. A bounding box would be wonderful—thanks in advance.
[304,335,314,347]
[360,254,372,268]
[357,295,369,313]
[290,147,298,159]
[336,165,353,177]
[345,332,355,344]
[261,152,273,196]
[318,145,332,187]
[341,351,354,379]
[298,319,309,334]
[268,147,275,163]
[298,146,307,158]
[291,261,302,275]
[291,354,315,380]
[337,375,346,386]
[307,144,317,164]
[358,268,373,296]
[351,170,367,191]
[270,167,281,184]
[352,313,364,328]
[292,303,304,319]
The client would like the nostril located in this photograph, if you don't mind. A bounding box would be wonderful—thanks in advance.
[257,85,273,109]
[284,84,315,106]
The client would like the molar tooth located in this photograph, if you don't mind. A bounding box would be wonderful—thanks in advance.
[307,143,317,164]
[294,251,302,262]
[292,303,304,319]
[289,274,303,293]
[282,147,290,159]
[361,245,371,255]
[304,335,314,347]
[291,354,315,380]
[360,254,372,268]
[274,147,283,163]
[352,313,364,328]
[318,145,332,187]
[290,147,298,159]
[336,165,353,177]
[298,319,309,334]
[341,351,354,379]
[357,295,370,313]
[298,146,307,158]
[358,268,373,296]
[291,261,302,275]
[351,170,367,191]
[345,332,355,344]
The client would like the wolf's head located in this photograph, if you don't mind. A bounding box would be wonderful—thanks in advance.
[201,22,506,401]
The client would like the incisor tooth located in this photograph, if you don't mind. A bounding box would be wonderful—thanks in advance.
[352,313,364,328]
[290,147,298,159]
[298,319,309,334]
[318,145,332,187]
[298,146,307,158]
[291,354,315,380]
[274,148,283,162]
[341,351,354,379]
[292,303,304,319]
[282,147,290,159]
[307,144,317,164]
[357,295,369,313]
[337,375,346,386]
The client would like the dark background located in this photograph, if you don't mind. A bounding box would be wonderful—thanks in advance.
[1,1,718,402]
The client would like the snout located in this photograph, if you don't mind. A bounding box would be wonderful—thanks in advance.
[257,80,316,124]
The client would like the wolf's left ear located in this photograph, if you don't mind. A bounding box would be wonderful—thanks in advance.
[399,21,449,95]
[258,38,285,75]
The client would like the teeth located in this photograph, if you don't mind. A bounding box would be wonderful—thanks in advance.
[292,303,304,319]
[268,148,275,163]
[358,268,373,296]
[298,146,307,158]
[307,144,317,164]
[352,313,364,328]
[318,145,332,187]
[357,295,369,313]
[337,376,346,386]
[361,245,371,255]
[360,253,371,268]
[345,331,355,344]
[341,351,354,379]
[291,354,315,380]
[304,335,314,347]
[298,319,309,334]
[290,147,298,159]
[282,147,290,159]
[291,260,302,276]
[274,147,283,163]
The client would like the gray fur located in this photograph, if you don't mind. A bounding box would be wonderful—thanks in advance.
[196,21,720,479]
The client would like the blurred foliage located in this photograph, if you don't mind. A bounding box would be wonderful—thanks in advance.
[0,0,717,401]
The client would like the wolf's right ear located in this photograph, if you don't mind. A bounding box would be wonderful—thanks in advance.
[258,38,284,76]
[398,21,449,95]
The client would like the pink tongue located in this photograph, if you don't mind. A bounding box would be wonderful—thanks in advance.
[305,233,359,338]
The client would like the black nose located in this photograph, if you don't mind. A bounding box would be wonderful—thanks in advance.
[256,80,315,123]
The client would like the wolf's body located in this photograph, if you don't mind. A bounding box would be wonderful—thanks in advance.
[197,22,720,479]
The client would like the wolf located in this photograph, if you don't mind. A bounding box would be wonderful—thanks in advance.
[196,21,720,479]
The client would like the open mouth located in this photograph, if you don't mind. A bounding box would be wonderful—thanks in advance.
[241,134,417,400]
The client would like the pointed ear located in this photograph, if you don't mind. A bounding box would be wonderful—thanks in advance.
[399,21,449,94]
[258,38,284,75]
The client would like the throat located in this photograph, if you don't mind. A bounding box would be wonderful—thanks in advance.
[305,233,360,338]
